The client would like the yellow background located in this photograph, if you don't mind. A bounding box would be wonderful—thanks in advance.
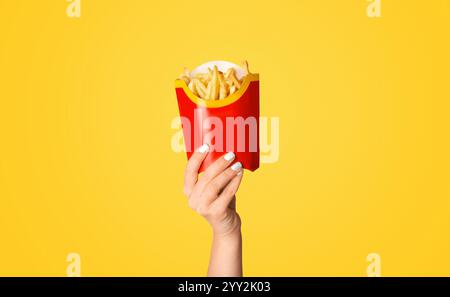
[0,0,449,276]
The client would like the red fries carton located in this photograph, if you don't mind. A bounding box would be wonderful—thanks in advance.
[175,61,260,172]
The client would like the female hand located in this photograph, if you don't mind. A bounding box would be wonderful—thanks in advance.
[183,144,244,236]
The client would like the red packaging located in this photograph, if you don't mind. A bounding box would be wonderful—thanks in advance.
[175,61,260,173]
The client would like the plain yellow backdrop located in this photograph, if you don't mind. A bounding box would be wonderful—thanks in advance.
[0,0,449,276]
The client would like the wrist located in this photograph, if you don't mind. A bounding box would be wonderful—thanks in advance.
[213,225,241,239]
[213,222,241,242]
[212,213,241,239]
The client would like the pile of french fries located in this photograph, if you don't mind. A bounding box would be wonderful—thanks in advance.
[179,61,251,100]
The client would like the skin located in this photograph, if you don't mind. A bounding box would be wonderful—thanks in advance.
[183,144,244,277]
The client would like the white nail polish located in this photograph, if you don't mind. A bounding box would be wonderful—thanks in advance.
[197,144,209,153]
[224,152,235,161]
[231,162,242,171]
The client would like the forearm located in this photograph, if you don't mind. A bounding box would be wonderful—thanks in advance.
[183,148,244,277]
[207,228,242,277]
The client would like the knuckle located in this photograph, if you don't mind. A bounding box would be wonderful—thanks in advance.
[220,185,232,196]
[202,171,214,182]
[204,187,217,199]
[190,153,203,166]
[196,204,209,216]
[208,181,220,194]
[224,169,235,179]
[228,188,238,197]
[229,185,239,195]
[188,199,197,210]
[203,160,226,178]
[210,207,225,220]
[214,155,228,166]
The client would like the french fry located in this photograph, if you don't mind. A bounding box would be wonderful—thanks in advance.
[207,67,213,78]
[188,80,197,96]
[205,80,212,100]
[224,68,234,79]
[229,69,241,89]
[207,66,220,100]
[194,79,208,98]
[241,61,250,75]
[178,67,191,84]
[190,79,207,97]
[193,73,209,84]
[218,72,229,99]
[229,85,236,95]
[223,68,241,89]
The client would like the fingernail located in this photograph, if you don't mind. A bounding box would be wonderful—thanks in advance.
[197,144,209,153]
[224,152,235,161]
[231,162,242,171]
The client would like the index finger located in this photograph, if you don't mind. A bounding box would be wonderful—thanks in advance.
[183,144,209,197]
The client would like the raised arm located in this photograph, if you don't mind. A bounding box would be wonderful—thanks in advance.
[183,144,244,276]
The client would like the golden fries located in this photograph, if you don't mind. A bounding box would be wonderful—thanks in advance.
[178,67,191,84]
[241,60,250,75]
[218,72,229,100]
[182,61,251,100]
[188,80,197,96]
[194,79,208,98]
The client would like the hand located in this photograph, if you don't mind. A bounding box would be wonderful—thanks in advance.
[183,144,244,236]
